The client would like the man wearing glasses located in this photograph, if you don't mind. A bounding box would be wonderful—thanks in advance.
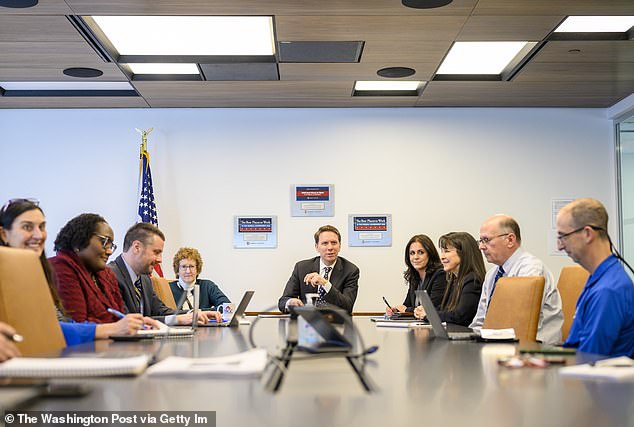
[469,214,563,344]
[557,198,634,357]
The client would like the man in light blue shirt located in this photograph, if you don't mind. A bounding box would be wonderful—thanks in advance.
[557,198,634,357]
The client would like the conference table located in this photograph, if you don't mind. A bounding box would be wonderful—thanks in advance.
[2,317,633,427]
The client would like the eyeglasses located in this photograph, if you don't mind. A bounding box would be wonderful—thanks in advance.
[477,233,509,246]
[179,265,197,271]
[0,198,39,215]
[93,233,117,251]
[557,225,605,243]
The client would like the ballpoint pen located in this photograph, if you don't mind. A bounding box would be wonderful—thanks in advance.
[1,331,23,343]
[107,308,149,329]
[382,296,399,313]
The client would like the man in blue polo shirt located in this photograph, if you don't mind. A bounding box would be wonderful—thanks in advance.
[556,198,634,357]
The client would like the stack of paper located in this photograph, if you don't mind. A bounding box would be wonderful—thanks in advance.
[480,328,516,340]
[146,349,268,378]
[559,356,634,381]
[0,355,150,378]
[137,320,193,337]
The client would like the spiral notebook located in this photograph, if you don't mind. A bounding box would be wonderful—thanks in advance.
[0,354,150,378]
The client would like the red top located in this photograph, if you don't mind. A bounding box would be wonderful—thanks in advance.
[50,250,123,323]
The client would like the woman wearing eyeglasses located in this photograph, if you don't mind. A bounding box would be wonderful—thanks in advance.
[386,234,446,316]
[415,232,485,326]
[50,213,133,324]
[0,199,153,345]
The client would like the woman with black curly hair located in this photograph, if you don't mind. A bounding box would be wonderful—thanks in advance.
[50,213,156,328]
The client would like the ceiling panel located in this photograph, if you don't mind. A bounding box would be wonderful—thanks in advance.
[456,15,563,41]
[279,63,437,81]
[533,41,634,63]
[473,0,634,16]
[276,16,467,41]
[0,64,128,81]
[64,0,477,16]
[0,0,632,108]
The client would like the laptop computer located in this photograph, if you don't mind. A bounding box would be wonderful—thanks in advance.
[199,290,255,328]
[419,290,476,341]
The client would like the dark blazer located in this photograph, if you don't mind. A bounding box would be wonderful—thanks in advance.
[437,271,483,327]
[169,279,230,310]
[402,267,447,312]
[108,255,174,322]
[278,256,359,314]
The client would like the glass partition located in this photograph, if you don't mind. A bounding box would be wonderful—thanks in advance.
[617,114,634,266]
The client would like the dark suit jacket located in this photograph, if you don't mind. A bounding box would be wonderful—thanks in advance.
[402,267,447,312]
[437,271,483,327]
[278,256,359,314]
[108,255,174,322]
[169,279,230,310]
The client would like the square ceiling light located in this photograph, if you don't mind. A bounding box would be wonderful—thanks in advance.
[436,42,534,76]
[554,16,634,33]
[353,80,423,96]
[90,16,275,56]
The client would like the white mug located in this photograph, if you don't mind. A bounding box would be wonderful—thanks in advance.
[305,293,319,306]
[221,303,236,321]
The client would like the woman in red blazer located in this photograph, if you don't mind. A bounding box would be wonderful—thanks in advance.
[50,213,133,324]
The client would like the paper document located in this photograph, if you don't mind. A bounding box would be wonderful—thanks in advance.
[559,356,634,381]
[0,354,150,378]
[480,328,516,340]
[137,320,193,337]
[146,349,268,378]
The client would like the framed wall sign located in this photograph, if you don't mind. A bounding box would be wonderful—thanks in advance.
[233,215,278,249]
[348,214,392,247]
[291,184,334,217]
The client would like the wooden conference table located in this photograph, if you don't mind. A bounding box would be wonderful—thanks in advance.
[2,317,633,427]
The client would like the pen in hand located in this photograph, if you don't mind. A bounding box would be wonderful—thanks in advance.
[382,296,398,313]
[107,308,149,330]
[1,331,23,343]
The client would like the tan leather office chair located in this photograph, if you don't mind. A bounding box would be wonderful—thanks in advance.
[557,265,589,341]
[0,246,66,355]
[483,276,545,343]
[151,276,177,310]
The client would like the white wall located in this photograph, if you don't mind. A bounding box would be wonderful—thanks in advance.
[0,107,616,311]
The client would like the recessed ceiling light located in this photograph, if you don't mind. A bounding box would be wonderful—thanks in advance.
[63,67,104,78]
[0,81,132,90]
[0,0,38,8]
[125,63,199,75]
[376,67,416,78]
[91,16,275,56]
[436,42,532,75]
[555,16,634,33]
[354,81,422,91]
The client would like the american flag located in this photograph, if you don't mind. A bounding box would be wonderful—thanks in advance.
[138,148,164,277]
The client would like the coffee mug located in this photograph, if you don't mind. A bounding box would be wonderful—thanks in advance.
[305,293,319,306]
[221,303,236,321]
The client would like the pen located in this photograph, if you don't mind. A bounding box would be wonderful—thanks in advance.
[382,296,399,313]
[1,331,23,343]
[107,308,149,329]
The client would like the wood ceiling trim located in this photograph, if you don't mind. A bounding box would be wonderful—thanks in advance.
[514,62,634,82]
[279,63,437,81]
[0,41,107,67]
[533,41,634,63]
[146,97,419,108]
[0,15,84,42]
[0,64,127,81]
[0,0,72,15]
[0,97,149,108]
[456,15,563,41]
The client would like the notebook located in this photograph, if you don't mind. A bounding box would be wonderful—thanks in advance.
[0,354,150,378]
[146,348,268,378]
[200,290,255,328]
[419,290,477,341]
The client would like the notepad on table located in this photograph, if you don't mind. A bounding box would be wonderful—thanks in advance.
[559,356,634,381]
[146,349,268,378]
[0,354,150,378]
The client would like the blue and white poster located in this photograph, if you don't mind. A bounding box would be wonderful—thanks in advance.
[233,216,278,249]
[291,184,334,217]
[348,214,392,247]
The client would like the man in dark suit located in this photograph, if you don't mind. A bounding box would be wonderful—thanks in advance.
[278,225,359,314]
[108,223,219,325]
